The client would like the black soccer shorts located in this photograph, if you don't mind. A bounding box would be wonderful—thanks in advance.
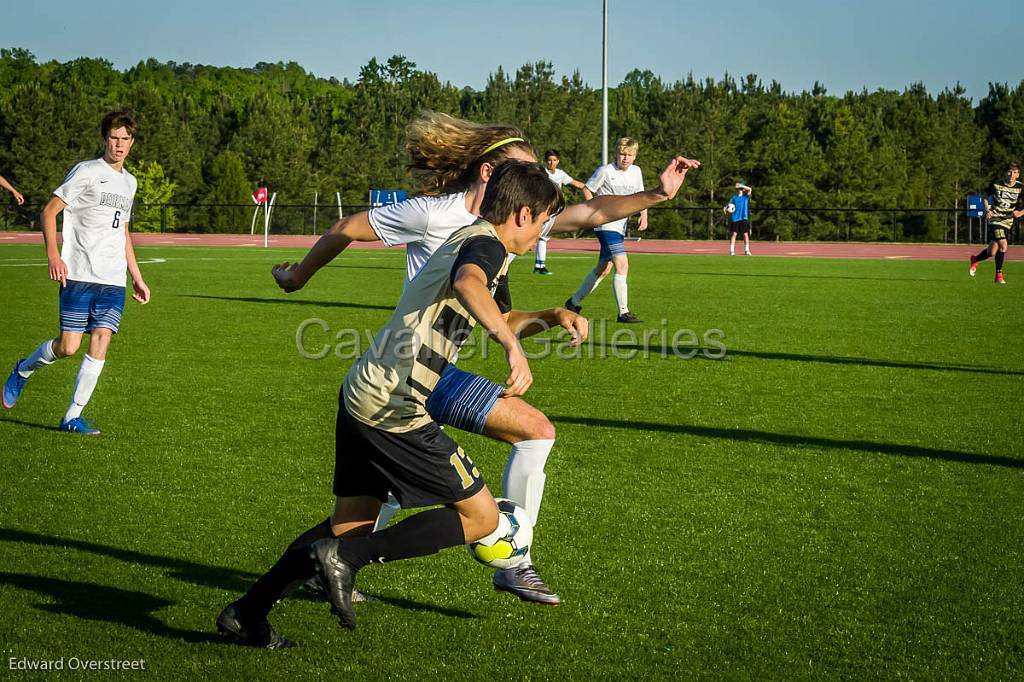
[333,395,485,508]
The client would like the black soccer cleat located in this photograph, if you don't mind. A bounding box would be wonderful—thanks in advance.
[616,311,643,324]
[300,574,374,603]
[310,539,358,629]
[216,602,296,649]
[493,564,561,606]
[564,297,582,314]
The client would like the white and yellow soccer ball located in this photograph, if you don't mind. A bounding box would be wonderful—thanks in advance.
[467,498,533,569]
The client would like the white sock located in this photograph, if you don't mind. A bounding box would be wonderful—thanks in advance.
[613,274,629,314]
[18,339,57,377]
[64,354,104,422]
[571,271,605,306]
[502,439,555,526]
[534,238,548,268]
[373,493,402,531]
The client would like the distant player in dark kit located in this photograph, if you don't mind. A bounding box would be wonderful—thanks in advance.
[970,163,1024,284]
[216,160,577,648]
[727,181,753,256]
[2,109,151,433]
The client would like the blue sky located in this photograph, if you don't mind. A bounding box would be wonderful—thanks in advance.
[3,0,1017,101]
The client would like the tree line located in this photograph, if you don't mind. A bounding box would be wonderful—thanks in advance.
[1,47,1020,241]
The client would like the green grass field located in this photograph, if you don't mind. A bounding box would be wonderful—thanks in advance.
[1,243,1022,679]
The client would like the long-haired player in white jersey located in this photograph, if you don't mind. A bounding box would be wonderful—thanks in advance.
[3,109,151,433]
[533,149,585,275]
[272,112,699,604]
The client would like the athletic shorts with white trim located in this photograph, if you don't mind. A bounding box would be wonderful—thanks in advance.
[59,280,126,333]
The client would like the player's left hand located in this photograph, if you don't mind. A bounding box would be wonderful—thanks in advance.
[638,221,648,232]
[656,156,701,200]
[132,278,150,304]
[558,311,589,347]
[12,190,24,206]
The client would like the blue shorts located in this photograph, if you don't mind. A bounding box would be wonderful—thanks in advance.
[596,231,627,260]
[425,365,504,434]
[59,280,126,334]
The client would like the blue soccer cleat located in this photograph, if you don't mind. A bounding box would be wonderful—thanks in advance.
[59,417,101,435]
[3,359,28,409]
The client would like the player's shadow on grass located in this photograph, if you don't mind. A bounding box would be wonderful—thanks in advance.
[0,529,476,620]
[0,417,61,432]
[549,415,1024,470]
[0,572,221,643]
[182,294,392,311]
[0,528,259,594]
[591,342,1024,377]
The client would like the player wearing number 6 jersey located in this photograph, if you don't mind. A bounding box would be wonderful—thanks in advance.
[2,109,150,434]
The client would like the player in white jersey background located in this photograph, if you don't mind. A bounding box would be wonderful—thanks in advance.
[2,109,151,434]
[565,137,647,323]
[272,112,699,604]
[533,149,585,275]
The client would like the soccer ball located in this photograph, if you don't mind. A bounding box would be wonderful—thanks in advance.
[467,498,533,569]
[724,203,736,215]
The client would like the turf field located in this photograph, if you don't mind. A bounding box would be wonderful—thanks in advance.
[1,243,1022,679]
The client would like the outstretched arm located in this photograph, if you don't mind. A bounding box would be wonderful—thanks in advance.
[272,211,379,292]
[0,175,24,205]
[453,264,532,397]
[549,156,700,234]
[507,307,588,347]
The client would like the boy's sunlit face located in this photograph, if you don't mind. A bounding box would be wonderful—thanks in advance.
[545,155,560,172]
[104,126,134,165]
[517,209,551,255]
[1009,168,1020,184]
[615,149,637,170]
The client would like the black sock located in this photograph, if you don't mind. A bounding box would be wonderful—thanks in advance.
[286,518,333,551]
[236,521,328,618]
[975,249,991,262]
[338,507,465,572]
[996,250,1006,272]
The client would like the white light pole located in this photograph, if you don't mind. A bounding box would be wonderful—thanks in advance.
[602,0,609,165]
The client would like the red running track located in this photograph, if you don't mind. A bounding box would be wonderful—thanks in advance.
[0,232,983,261]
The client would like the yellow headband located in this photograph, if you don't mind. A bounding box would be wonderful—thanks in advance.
[480,137,525,157]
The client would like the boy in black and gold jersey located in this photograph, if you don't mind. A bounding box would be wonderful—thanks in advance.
[216,161,579,648]
[971,163,1024,284]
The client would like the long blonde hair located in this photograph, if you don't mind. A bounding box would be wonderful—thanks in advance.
[406,111,535,195]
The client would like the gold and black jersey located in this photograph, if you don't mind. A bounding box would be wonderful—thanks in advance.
[344,219,510,432]
[987,179,1023,229]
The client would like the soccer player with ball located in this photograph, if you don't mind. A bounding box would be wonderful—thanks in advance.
[727,181,753,256]
[218,161,572,647]
[272,112,700,606]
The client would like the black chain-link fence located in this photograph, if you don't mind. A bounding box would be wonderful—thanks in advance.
[0,201,1009,245]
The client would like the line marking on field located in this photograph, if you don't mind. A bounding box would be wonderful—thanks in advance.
[786,251,812,255]
[0,236,14,240]
[885,255,911,260]
[0,257,167,267]
[173,237,201,241]
[693,248,716,252]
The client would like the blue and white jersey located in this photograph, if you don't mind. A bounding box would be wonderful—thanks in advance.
[729,193,750,222]
[54,159,137,286]
[584,163,644,234]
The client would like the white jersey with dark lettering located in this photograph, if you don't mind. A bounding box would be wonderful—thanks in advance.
[53,158,137,286]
